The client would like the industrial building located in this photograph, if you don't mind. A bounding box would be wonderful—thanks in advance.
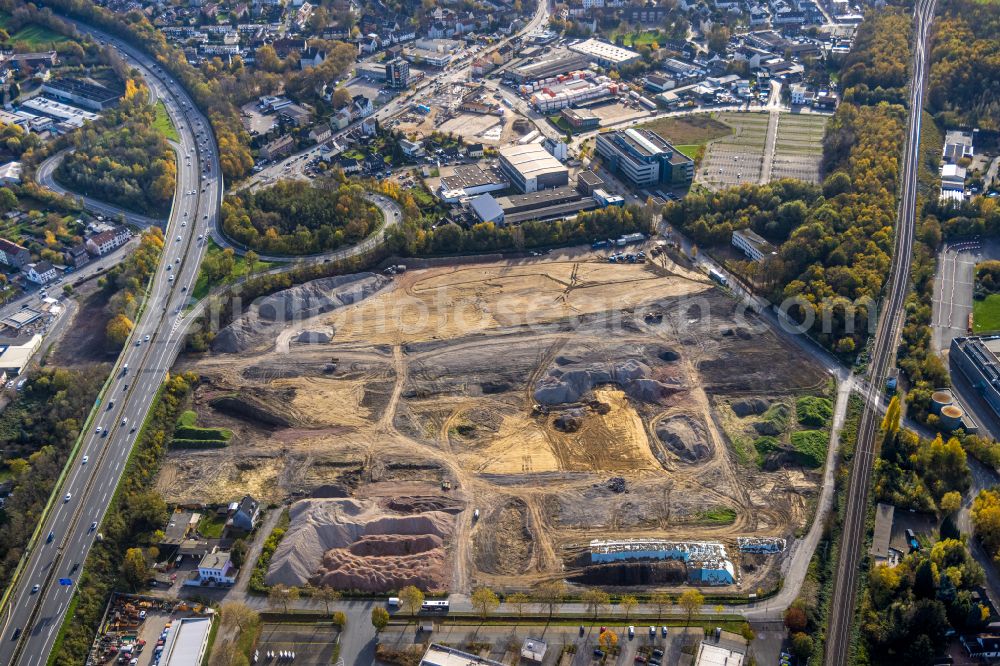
[595,128,694,188]
[870,502,898,566]
[950,336,1000,428]
[589,539,736,585]
[159,616,214,666]
[560,106,601,130]
[469,194,505,224]
[0,334,43,376]
[40,78,123,111]
[438,165,508,202]
[18,97,99,129]
[731,228,776,261]
[508,48,591,83]
[568,38,641,67]
[497,144,569,193]
[925,386,978,433]
[525,72,621,113]
[695,632,748,666]
[576,170,604,195]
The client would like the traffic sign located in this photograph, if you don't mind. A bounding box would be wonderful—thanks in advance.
[58,578,72,586]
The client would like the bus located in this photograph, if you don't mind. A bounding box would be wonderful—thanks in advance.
[421,600,450,613]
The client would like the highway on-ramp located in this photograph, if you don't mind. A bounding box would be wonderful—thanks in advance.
[0,23,222,666]
[824,0,937,660]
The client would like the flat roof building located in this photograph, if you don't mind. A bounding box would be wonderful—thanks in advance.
[160,616,213,666]
[951,335,1000,426]
[469,194,505,225]
[438,165,508,202]
[419,644,505,666]
[732,228,776,261]
[19,97,99,128]
[0,334,43,376]
[509,49,591,82]
[560,106,600,130]
[569,38,641,67]
[595,128,694,188]
[497,144,569,193]
[41,78,123,111]
[870,502,897,565]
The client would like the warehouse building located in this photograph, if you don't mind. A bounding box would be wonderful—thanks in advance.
[438,165,508,202]
[160,617,214,666]
[560,106,601,130]
[509,49,591,82]
[595,128,694,188]
[41,78,123,111]
[497,144,569,193]
[19,97,99,129]
[569,38,641,68]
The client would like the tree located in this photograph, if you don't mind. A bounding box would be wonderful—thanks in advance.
[268,584,299,613]
[331,87,353,109]
[332,611,347,627]
[598,629,618,651]
[507,592,531,617]
[122,548,148,590]
[230,539,248,568]
[650,591,672,619]
[245,250,259,275]
[399,585,425,616]
[534,580,567,618]
[471,586,500,619]
[371,607,390,634]
[582,589,611,619]
[220,602,259,634]
[620,595,638,620]
[940,491,962,514]
[791,632,814,659]
[784,604,808,632]
[106,313,135,346]
[678,589,704,627]
[882,395,902,434]
[315,585,342,615]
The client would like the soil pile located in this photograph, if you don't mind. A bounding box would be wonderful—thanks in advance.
[473,499,533,576]
[213,273,390,353]
[732,398,770,417]
[296,329,333,344]
[534,359,680,406]
[265,498,455,592]
[655,415,713,463]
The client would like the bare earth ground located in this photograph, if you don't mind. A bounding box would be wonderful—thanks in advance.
[165,254,827,594]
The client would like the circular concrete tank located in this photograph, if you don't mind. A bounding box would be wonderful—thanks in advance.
[931,391,953,415]
[940,404,964,431]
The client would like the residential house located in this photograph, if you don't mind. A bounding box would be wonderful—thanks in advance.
[466,143,484,158]
[332,108,353,129]
[196,549,237,585]
[64,244,90,268]
[399,138,425,157]
[228,495,261,531]
[309,125,332,144]
[789,83,814,105]
[942,130,974,164]
[351,94,374,120]
[0,238,30,269]
[336,156,362,173]
[279,103,312,127]
[25,261,56,285]
[86,226,131,256]
[360,116,378,136]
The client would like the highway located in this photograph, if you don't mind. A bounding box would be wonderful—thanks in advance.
[824,0,937,660]
[0,23,222,666]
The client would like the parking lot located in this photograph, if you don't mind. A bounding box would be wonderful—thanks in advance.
[769,114,828,183]
[240,103,277,136]
[257,621,341,665]
[696,111,769,190]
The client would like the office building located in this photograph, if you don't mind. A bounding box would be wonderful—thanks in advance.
[41,78,123,111]
[386,57,410,88]
[595,128,694,188]
[497,144,569,193]
[731,228,776,261]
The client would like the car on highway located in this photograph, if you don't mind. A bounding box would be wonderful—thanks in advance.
[176,235,182,242]
[89,522,97,532]
[82,455,89,464]
[121,417,128,426]
[31,585,39,594]
[10,627,21,641]
[96,426,102,434]
[145,334,151,341]
[168,275,175,282]
[46,531,54,543]
[64,492,72,502]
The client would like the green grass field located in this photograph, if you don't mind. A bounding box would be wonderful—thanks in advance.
[610,29,663,48]
[0,13,68,46]
[154,101,179,142]
[974,294,1000,333]
[198,514,227,538]
[191,239,276,300]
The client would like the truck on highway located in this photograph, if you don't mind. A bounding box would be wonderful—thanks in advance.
[886,368,899,394]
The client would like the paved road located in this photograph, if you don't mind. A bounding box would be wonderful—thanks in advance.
[0,22,222,666]
[824,0,937,660]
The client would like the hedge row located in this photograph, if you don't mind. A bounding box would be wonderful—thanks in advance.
[174,425,232,441]
[170,438,229,449]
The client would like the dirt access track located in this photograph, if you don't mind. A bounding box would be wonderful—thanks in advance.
[164,252,828,594]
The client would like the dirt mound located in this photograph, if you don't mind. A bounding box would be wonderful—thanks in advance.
[473,499,533,576]
[655,414,713,463]
[732,398,770,417]
[387,496,464,514]
[347,533,443,556]
[554,408,585,432]
[213,273,390,353]
[569,560,687,585]
[266,498,455,592]
[534,359,679,406]
[296,329,333,344]
[607,477,627,493]
[312,548,449,592]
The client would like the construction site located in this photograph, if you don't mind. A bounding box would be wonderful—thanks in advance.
[163,251,830,594]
